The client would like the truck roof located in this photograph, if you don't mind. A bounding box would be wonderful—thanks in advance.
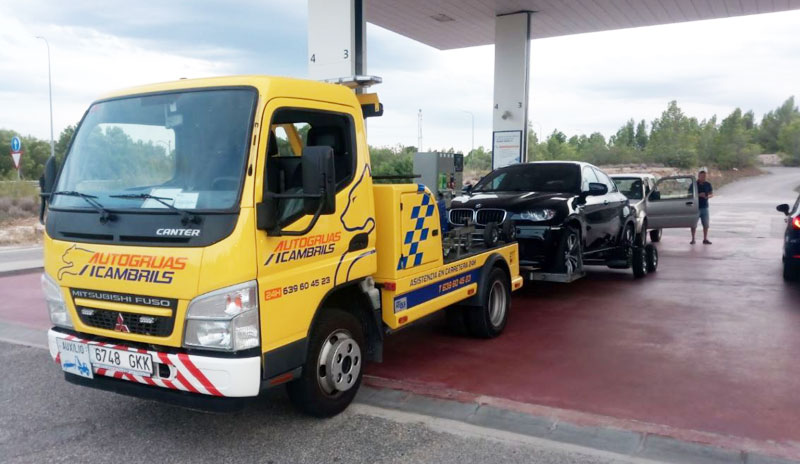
[97,75,359,106]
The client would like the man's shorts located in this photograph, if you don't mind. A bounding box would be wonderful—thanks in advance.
[697,208,710,228]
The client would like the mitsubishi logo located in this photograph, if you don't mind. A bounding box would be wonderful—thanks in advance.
[114,313,130,333]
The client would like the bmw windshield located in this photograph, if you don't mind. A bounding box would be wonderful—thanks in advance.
[52,88,257,212]
[473,163,581,193]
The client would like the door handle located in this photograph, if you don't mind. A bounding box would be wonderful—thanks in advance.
[685,201,694,206]
[603,200,609,205]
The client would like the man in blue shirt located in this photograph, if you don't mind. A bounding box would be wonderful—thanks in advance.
[691,168,714,245]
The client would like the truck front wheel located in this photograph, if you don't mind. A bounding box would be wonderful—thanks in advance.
[286,309,365,417]
[465,267,510,338]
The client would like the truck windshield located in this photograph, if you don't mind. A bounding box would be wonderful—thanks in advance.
[473,164,580,193]
[52,88,256,212]
[612,177,644,200]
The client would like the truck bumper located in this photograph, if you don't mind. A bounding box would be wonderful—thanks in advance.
[48,329,262,400]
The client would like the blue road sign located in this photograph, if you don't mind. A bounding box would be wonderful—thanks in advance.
[11,136,21,152]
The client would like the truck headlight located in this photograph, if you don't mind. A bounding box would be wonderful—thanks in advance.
[41,273,72,329]
[518,209,556,222]
[183,281,259,351]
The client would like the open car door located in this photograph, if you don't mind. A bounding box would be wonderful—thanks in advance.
[646,175,699,229]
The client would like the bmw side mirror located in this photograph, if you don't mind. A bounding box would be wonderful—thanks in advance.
[587,182,608,196]
[777,203,790,215]
[462,184,473,194]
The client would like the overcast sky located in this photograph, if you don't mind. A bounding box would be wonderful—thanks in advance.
[1,1,799,154]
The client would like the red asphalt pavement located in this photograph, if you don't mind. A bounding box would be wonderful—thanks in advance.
[368,168,800,455]
[3,168,799,457]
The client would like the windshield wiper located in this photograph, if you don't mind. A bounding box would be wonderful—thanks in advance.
[109,193,201,225]
[50,191,116,223]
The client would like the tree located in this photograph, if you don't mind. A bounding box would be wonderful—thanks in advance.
[778,119,800,166]
[757,97,798,153]
[634,120,648,151]
[646,101,700,168]
[712,108,761,169]
[610,119,635,148]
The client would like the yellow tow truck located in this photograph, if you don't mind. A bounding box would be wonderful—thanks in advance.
[40,75,522,416]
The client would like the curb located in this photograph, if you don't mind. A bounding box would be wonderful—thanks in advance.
[0,266,43,278]
[361,376,800,464]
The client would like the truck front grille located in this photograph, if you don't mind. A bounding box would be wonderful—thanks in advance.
[77,308,174,337]
[69,288,178,338]
[476,209,506,225]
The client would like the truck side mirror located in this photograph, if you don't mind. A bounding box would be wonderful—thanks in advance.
[777,203,790,215]
[302,146,336,215]
[39,156,58,223]
[649,191,661,201]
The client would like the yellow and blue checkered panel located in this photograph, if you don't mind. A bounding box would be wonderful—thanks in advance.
[397,186,437,270]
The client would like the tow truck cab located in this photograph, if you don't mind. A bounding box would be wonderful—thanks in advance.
[42,75,521,416]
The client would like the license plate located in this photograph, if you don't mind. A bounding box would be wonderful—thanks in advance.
[57,339,93,379]
[90,345,153,377]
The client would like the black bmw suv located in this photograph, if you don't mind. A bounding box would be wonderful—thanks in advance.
[450,161,637,275]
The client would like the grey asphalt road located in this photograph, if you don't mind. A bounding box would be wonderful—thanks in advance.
[0,245,42,264]
[0,342,652,464]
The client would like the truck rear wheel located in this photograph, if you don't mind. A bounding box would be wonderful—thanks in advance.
[286,309,364,417]
[465,267,510,338]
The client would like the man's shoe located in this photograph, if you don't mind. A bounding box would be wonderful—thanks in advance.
[703,240,712,245]
[690,240,696,245]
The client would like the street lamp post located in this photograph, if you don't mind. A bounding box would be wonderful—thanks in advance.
[36,36,55,162]
[461,110,474,155]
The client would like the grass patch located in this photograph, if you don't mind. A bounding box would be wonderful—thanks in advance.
[0,181,39,223]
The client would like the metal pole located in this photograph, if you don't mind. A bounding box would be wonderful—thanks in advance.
[36,36,55,163]
[461,110,474,155]
[417,109,423,152]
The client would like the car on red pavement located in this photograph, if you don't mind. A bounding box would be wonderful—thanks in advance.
[777,194,800,281]
[450,161,652,279]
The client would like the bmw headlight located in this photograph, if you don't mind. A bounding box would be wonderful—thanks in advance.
[183,281,259,352]
[517,209,556,222]
[42,273,72,328]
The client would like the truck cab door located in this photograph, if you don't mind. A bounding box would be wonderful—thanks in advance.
[254,99,377,367]
[646,175,698,229]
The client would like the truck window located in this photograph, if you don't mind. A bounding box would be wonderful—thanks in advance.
[52,88,256,211]
[266,108,356,226]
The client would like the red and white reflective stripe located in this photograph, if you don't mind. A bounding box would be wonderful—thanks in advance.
[54,334,225,397]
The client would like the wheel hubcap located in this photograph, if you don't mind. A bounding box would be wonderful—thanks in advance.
[488,280,507,327]
[317,330,361,395]
[564,233,579,275]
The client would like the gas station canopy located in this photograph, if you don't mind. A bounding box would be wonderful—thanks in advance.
[366,0,800,50]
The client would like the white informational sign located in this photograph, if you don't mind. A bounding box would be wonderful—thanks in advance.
[492,130,523,169]
[308,0,363,80]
